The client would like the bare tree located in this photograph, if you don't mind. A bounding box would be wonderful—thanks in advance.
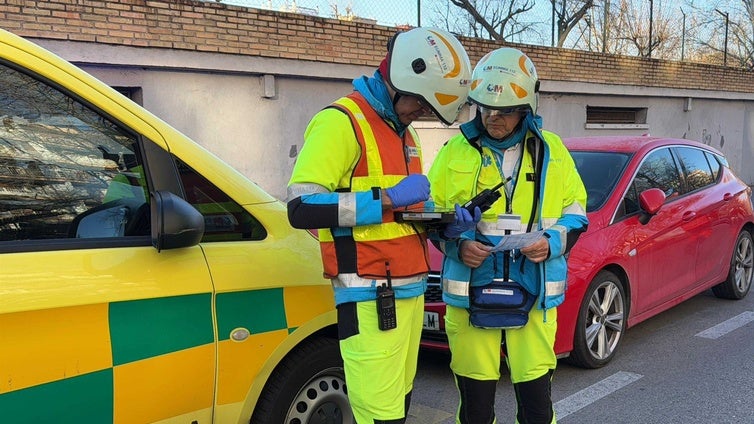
[428,0,538,41]
[572,0,682,59]
[692,0,754,68]
[739,0,754,67]
[551,0,595,48]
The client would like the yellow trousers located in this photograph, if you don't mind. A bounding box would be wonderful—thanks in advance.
[446,305,558,423]
[339,296,424,423]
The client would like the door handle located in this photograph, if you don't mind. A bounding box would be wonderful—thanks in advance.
[682,211,696,221]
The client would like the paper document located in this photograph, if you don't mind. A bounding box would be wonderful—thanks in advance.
[490,231,546,252]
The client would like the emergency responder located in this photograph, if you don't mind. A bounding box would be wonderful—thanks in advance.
[286,27,472,423]
[427,47,589,423]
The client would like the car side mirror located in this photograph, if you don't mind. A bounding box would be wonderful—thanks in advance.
[150,190,205,251]
[69,198,150,238]
[637,188,666,225]
[71,203,130,238]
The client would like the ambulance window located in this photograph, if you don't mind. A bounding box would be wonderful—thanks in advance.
[175,159,266,242]
[0,62,150,243]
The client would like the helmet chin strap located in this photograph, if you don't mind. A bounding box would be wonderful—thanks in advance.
[387,85,403,106]
[392,92,403,106]
[393,93,403,109]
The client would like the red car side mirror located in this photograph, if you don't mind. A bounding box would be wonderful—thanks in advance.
[637,188,667,224]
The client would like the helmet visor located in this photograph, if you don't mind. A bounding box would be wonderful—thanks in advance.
[479,106,528,117]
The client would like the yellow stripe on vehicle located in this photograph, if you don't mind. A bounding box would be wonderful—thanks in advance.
[215,329,289,405]
[284,285,335,328]
[0,303,111,394]
[112,344,215,423]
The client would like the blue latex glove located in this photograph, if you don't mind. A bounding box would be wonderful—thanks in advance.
[443,203,482,239]
[385,174,430,208]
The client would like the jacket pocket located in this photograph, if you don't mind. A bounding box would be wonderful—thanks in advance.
[445,160,476,205]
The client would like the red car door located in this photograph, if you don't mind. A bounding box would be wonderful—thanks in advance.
[628,147,698,314]
[674,147,736,286]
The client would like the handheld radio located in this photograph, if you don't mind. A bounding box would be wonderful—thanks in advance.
[376,261,397,330]
[463,181,506,214]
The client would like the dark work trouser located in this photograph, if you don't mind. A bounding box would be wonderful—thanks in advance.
[455,370,554,424]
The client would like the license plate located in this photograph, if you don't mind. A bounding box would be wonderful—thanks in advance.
[423,311,440,331]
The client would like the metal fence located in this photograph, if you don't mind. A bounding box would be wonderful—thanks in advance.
[217,0,751,68]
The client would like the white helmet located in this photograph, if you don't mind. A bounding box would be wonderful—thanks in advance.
[384,27,472,125]
[469,47,539,114]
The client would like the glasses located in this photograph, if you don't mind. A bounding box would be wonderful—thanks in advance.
[479,106,525,117]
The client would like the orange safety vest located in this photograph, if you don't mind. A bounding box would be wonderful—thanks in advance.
[318,93,430,280]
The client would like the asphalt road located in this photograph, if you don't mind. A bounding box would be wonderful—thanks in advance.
[407,287,754,424]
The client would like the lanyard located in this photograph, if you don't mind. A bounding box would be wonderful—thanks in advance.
[488,144,523,214]
[485,143,525,281]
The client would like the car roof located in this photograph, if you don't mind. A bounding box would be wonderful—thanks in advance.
[563,135,723,157]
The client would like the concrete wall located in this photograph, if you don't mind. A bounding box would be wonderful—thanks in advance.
[5,0,753,199]
[28,38,754,200]
[537,86,752,182]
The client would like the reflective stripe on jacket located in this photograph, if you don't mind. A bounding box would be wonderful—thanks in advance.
[317,93,430,283]
[428,129,588,310]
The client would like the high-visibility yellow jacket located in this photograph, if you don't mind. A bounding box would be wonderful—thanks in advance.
[428,126,588,310]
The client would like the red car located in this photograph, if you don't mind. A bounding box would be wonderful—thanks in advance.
[422,135,754,368]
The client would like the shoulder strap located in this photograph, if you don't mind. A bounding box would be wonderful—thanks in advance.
[525,136,544,232]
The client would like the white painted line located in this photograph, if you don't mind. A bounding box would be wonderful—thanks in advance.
[406,402,453,424]
[554,371,643,420]
[695,311,754,339]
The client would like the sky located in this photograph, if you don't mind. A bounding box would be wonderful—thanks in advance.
[219,0,424,27]
[216,0,739,51]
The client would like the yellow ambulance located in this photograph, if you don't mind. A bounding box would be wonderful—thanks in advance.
[0,28,350,423]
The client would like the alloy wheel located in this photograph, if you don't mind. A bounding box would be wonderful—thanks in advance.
[733,233,754,293]
[585,280,625,361]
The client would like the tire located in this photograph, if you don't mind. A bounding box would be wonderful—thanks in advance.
[250,337,352,424]
[712,230,754,300]
[565,270,627,369]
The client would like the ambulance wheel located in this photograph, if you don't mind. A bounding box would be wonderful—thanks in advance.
[712,230,753,300]
[566,270,627,369]
[250,337,352,424]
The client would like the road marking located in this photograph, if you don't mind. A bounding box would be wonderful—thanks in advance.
[695,311,754,339]
[406,402,453,424]
[554,371,643,420]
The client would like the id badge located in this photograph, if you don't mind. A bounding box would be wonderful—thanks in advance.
[497,214,521,231]
[405,146,420,158]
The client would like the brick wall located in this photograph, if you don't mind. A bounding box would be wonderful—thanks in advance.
[1,0,752,93]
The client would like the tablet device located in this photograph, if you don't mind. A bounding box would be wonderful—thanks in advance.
[394,206,456,224]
